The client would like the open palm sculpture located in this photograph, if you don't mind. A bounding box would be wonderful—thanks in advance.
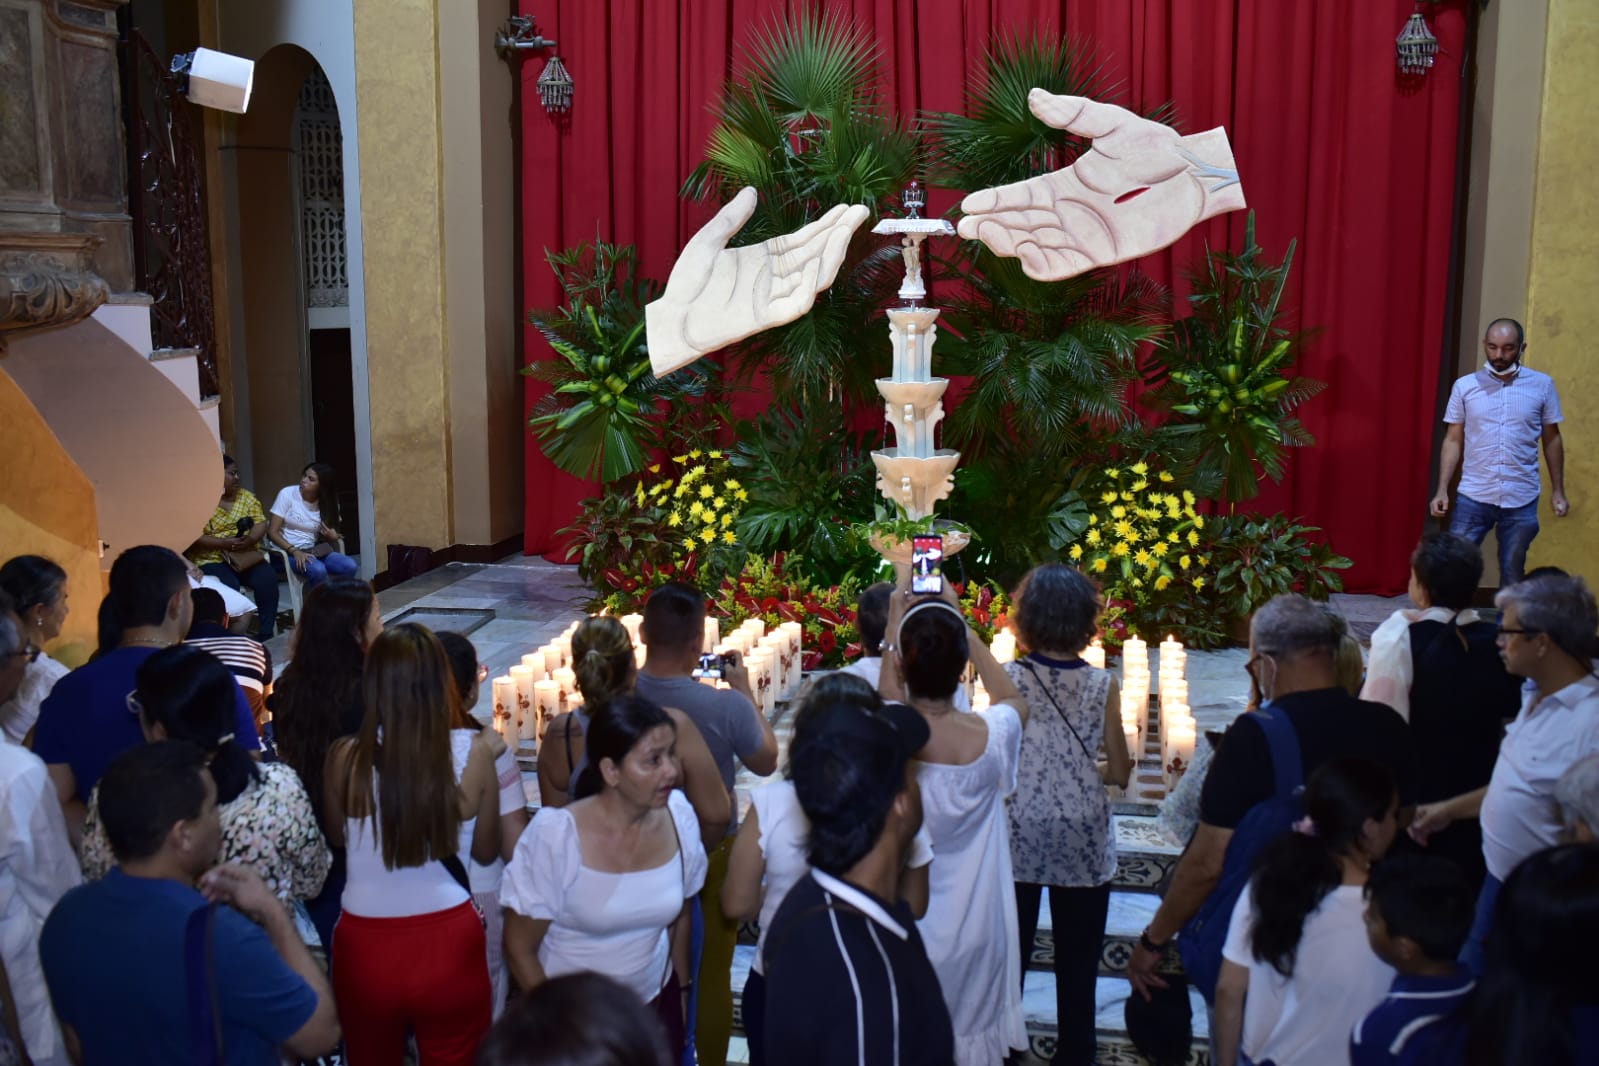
[959,90,1247,279]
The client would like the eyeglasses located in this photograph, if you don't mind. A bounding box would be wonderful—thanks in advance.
[476,663,491,683]
[4,645,39,664]
[1496,625,1542,638]
[125,690,144,716]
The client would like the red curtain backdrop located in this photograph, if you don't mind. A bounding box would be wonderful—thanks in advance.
[518,0,1466,594]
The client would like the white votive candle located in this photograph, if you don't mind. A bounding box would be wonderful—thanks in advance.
[491,676,516,740]
[553,667,577,696]
[989,630,1017,664]
[1166,720,1197,790]
[520,653,547,681]
[1084,640,1106,670]
[703,617,721,654]
[742,618,766,641]
[533,680,560,740]
[509,665,537,739]
[621,613,644,646]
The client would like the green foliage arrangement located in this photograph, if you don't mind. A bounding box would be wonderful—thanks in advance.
[1142,213,1325,502]
[524,242,722,483]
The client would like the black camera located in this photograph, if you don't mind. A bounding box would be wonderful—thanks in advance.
[692,652,736,680]
[236,517,254,537]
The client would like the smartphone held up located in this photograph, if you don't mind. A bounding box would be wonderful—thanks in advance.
[911,533,944,595]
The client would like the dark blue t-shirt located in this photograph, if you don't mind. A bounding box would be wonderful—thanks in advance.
[1350,969,1474,1066]
[39,869,316,1066]
[32,646,261,797]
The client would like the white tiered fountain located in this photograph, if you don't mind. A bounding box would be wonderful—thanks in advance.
[868,183,969,563]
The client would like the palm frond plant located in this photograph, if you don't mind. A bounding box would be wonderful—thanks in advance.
[524,241,723,484]
[729,402,880,587]
[682,12,920,409]
[1141,213,1325,502]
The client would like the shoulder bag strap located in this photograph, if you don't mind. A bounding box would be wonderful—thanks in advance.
[1020,661,1097,763]
[184,903,224,1066]
[1252,707,1304,798]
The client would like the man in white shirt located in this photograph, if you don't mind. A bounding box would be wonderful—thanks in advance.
[1409,573,1599,973]
[0,609,82,1065]
[1430,318,1568,585]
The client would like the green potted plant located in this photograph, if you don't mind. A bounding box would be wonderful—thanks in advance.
[1206,514,1353,641]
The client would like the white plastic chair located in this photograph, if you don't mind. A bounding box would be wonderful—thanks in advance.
[265,539,345,628]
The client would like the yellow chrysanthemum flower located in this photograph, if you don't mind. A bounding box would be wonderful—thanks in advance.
[682,536,697,550]
[635,483,646,507]
[1088,514,1098,525]
[1200,554,1212,567]
[1111,505,1127,519]
[724,478,741,490]
[1086,528,1103,546]
[667,511,682,528]
[1152,542,1170,558]
[1124,526,1142,544]
[722,530,737,545]
[1120,492,1135,503]
[735,489,749,503]
[1194,515,1205,530]
[1131,461,1149,475]
[1068,544,1084,561]
[699,485,714,499]
[1180,554,1192,570]
[673,485,688,499]
[711,496,726,511]
[708,449,723,460]
[721,513,733,528]
[1101,491,1118,504]
[688,501,704,518]
[1131,479,1149,492]
[1183,490,1196,506]
[672,455,690,465]
[688,449,703,460]
[1159,471,1175,483]
[1132,577,1144,589]
[1168,532,1181,544]
[1134,549,1154,568]
[1155,574,1173,591]
[1113,519,1135,539]
[1187,530,1201,547]
[1106,467,1121,479]
[1092,557,1109,573]
[1192,577,1206,590]
[1112,542,1131,557]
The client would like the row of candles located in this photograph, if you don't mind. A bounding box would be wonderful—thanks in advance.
[488,615,804,750]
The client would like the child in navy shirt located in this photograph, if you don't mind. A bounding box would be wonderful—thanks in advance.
[1352,854,1475,1066]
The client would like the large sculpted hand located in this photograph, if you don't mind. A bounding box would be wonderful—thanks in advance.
[958,90,1246,281]
[646,187,869,377]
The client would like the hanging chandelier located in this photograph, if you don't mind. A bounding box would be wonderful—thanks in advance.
[537,56,574,114]
[1396,11,1439,77]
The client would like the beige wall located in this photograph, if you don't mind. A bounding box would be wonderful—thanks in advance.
[1524,0,1599,572]
[439,0,524,548]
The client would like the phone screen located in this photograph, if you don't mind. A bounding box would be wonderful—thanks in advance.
[911,533,944,595]
[691,653,724,680]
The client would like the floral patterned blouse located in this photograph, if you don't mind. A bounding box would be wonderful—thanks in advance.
[1004,654,1118,886]
[80,761,331,903]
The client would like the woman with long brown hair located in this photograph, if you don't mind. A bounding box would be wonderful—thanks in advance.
[536,616,729,847]
[324,623,501,1064]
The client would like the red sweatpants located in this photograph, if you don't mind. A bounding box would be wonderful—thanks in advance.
[333,902,492,1065]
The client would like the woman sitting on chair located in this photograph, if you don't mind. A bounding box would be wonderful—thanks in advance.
[188,454,280,639]
[268,461,358,588]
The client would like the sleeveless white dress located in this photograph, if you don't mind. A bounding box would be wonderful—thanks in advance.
[915,701,1028,1065]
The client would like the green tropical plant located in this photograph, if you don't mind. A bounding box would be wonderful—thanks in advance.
[1142,213,1325,502]
[681,12,918,409]
[524,241,721,483]
[729,402,879,586]
[1205,514,1353,623]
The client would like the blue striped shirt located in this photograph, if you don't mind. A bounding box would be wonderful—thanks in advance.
[1444,366,1562,508]
[1350,970,1473,1066]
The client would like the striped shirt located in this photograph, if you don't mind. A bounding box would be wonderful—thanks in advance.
[1444,366,1562,508]
[763,870,953,1066]
[186,624,272,730]
[1350,970,1473,1066]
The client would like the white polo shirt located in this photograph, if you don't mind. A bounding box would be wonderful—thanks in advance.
[1480,673,1599,879]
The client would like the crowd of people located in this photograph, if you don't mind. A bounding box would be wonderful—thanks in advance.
[0,392,1595,1064]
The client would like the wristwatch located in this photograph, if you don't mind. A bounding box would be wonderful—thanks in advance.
[1139,926,1169,954]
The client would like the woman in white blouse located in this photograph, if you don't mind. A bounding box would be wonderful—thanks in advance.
[0,555,72,744]
[723,670,932,1064]
[502,694,707,1058]
[267,462,358,588]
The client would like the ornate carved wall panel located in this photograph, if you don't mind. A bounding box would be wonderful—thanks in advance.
[295,68,348,310]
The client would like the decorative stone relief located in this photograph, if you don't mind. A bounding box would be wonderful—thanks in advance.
[0,233,110,347]
[958,91,1247,281]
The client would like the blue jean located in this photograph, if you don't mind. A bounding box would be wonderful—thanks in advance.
[295,550,359,588]
[1450,494,1539,586]
[1459,871,1503,976]
[199,560,280,640]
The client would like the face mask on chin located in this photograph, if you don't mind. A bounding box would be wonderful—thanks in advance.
[1486,358,1521,379]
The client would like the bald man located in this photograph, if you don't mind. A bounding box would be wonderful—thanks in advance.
[1431,318,1568,586]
